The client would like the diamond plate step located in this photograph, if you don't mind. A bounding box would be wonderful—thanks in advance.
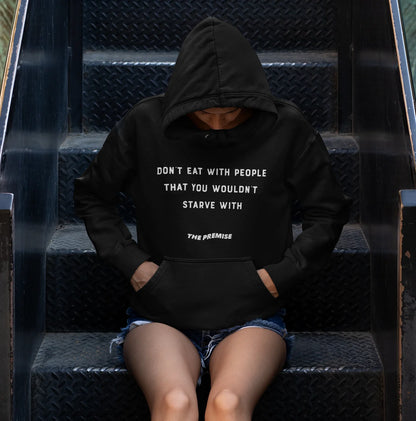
[31,331,383,421]
[83,0,336,50]
[45,224,370,332]
[82,50,337,132]
[83,0,337,52]
[58,132,358,224]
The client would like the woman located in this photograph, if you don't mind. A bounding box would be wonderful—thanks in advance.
[74,17,349,421]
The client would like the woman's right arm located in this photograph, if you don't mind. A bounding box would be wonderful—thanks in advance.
[74,116,151,282]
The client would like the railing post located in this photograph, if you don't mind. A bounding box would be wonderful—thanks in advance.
[337,0,352,132]
[68,0,83,132]
[0,193,14,421]
[398,189,416,421]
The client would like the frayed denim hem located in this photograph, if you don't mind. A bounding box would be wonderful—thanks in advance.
[109,319,151,362]
[109,308,293,375]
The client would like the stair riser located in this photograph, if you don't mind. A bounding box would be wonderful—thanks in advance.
[83,0,337,52]
[31,370,383,421]
[58,142,358,224]
[46,249,370,332]
[82,61,337,132]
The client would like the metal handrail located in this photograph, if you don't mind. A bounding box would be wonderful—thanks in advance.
[390,0,416,171]
[0,0,28,162]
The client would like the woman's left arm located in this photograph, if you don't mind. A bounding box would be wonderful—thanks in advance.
[263,130,351,297]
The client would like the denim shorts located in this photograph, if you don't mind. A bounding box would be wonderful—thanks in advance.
[111,307,293,380]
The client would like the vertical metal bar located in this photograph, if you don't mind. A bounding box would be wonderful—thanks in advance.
[337,0,352,133]
[398,189,416,421]
[0,193,14,421]
[68,0,83,132]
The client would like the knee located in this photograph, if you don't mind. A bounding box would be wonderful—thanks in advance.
[161,387,193,414]
[211,389,241,415]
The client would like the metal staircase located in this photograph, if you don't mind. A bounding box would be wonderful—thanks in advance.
[30,1,385,419]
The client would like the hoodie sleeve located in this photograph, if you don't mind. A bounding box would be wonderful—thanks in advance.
[74,116,151,280]
[264,129,351,296]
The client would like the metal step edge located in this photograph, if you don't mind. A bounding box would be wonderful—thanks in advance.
[60,132,357,153]
[47,223,369,255]
[32,331,382,373]
[83,49,338,67]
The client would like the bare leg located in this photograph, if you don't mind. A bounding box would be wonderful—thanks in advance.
[205,327,286,421]
[123,323,201,421]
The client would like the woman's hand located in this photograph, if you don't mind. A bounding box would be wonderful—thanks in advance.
[130,261,159,292]
[257,268,279,298]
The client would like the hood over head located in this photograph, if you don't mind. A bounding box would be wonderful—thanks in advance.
[162,17,277,139]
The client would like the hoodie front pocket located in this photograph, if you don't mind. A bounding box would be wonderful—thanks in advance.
[246,260,278,299]
[134,260,168,295]
[131,256,279,329]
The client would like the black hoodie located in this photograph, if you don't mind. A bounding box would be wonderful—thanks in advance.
[74,17,350,330]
